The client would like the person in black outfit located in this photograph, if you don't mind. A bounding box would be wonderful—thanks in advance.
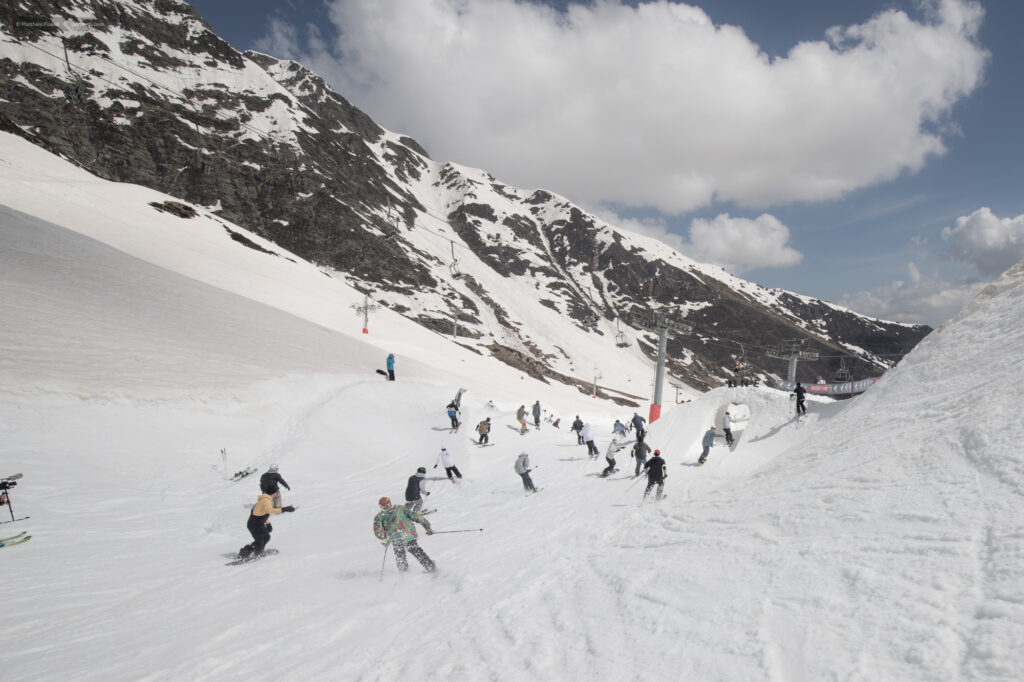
[405,467,430,511]
[571,416,584,445]
[239,478,295,559]
[643,450,667,501]
[260,465,291,508]
[792,382,807,416]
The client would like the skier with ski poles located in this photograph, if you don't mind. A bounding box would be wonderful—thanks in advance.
[631,412,646,440]
[792,382,807,416]
[238,479,296,560]
[373,496,436,574]
[446,401,461,431]
[643,450,667,501]
[514,452,538,493]
[476,417,492,444]
[434,447,463,483]
[405,467,430,511]
[571,416,584,445]
[631,436,651,477]
[581,423,599,459]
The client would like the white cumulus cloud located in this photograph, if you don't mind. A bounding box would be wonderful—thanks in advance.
[684,213,802,273]
[941,207,1024,277]
[839,263,984,327]
[258,0,989,214]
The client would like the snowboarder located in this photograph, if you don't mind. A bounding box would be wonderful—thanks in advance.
[446,401,461,430]
[698,426,717,465]
[582,423,599,459]
[477,417,492,444]
[516,405,528,434]
[631,437,651,477]
[434,447,463,482]
[643,450,667,501]
[571,416,584,445]
[514,452,538,493]
[373,497,436,574]
[601,437,624,477]
[386,353,396,381]
[532,401,542,429]
[260,464,290,508]
[239,480,296,560]
[792,382,807,416]
[405,467,430,511]
[612,420,628,438]
[631,412,646,440]
[723,411,734,446]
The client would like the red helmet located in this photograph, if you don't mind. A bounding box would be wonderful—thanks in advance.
[654,449,661,455]
[378,496,391,507]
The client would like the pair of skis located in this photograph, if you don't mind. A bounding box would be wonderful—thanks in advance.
[0,530,31,548]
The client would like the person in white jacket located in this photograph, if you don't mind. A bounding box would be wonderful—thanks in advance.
[723,412,734,446]
[581,424,599,459]
[514,452,538,493]
[434,447,463,483]
[601,437,625,477]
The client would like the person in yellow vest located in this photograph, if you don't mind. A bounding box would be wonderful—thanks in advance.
[238,479,295,560]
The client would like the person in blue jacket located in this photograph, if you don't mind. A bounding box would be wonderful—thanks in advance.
[386,353,396,381]
[631,412,646,439]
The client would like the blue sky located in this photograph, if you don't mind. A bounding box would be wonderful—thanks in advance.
[187,0,1024,326]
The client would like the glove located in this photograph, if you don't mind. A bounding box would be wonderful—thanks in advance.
[425,528,434,535]
[266,523,273,533]
[425,492,430,496]
[434,465,438,469]
[282,505,295,512]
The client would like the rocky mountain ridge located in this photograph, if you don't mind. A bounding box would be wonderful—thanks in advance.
[0,0,931,398]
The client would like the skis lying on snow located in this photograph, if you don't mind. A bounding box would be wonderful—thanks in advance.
[226,548,279,566]
[231,467,258,482]
[0,531,31,547]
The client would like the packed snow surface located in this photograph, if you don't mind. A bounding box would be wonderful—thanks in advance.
[2,130,1024,680]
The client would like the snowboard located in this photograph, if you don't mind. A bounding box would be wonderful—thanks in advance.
[226,548,279,566]
[375,369,389,379]
[599,468,620,478]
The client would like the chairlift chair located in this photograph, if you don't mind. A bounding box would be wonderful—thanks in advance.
[832,359,852,383]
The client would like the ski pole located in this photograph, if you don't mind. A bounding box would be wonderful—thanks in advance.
[625,472,647,493]
[429,529,484,534]
[378,541,390,582]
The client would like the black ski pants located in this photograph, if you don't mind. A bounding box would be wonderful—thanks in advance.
[444,466,462,480]
[246,516,271,554]
[392,540,435,573]
[644,479,665,500]
[796,399,806,415]
[387,369,395,381]
[479,432,489,444]
[575,430,584,445]
[586,440,599,457]
[602,458,617,477]
[724,428,733,445]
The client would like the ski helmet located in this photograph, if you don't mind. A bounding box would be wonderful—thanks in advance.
[268,464,279,473]
[417,466,426,474]
[654,449,661,455]
[378,496,391,507]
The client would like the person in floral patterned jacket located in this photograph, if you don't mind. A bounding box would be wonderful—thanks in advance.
[373,496,436,573]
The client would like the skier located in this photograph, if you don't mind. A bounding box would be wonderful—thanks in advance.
[631,436,651,477]
[792,382,807,416]
[238,479,296,560]
[697,425,717,466]
[373,497,436,574]
[476,417,492,444]
[582,423,599,459]
[446,401,461,430]
[516,405,528,434]
[405,467,430,511]
[532,401,542,429]
[612,420,628,438]
[601,437,624,477]
[723,411,734,446]
[260,464,290,508]
[386,353,396,381]
[571,416,584,445]
[434,447,463,483]
[643,449,667,501]
[514,452,538,493]
[631,412,646,440]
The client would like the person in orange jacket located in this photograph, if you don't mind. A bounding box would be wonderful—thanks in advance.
[238,479,295,560]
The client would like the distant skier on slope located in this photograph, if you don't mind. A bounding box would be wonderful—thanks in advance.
[631,412,646,440]
[792,382,807,416]
[260,464,290,508]
[532,401,542,429]
[514,452,538,493]
[643,450,667,501]
[238,479,295,560]
[516,405,528,434]
[373,497,436,574]
[405,467,430,511]
[571,416,584,445]
[446,401,461,430]
[601,437,625,477]
[582,423,599,459]
[698,426,717,466]
[476,417,492,444]
[434,447,463,483]
[612,420,628,438]
[386,353,396,381]
[631,436,651,477]
[723,411,734,446]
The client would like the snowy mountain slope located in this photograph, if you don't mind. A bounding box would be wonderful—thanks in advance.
[0,0,929,392]
[3,170,1023,680]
